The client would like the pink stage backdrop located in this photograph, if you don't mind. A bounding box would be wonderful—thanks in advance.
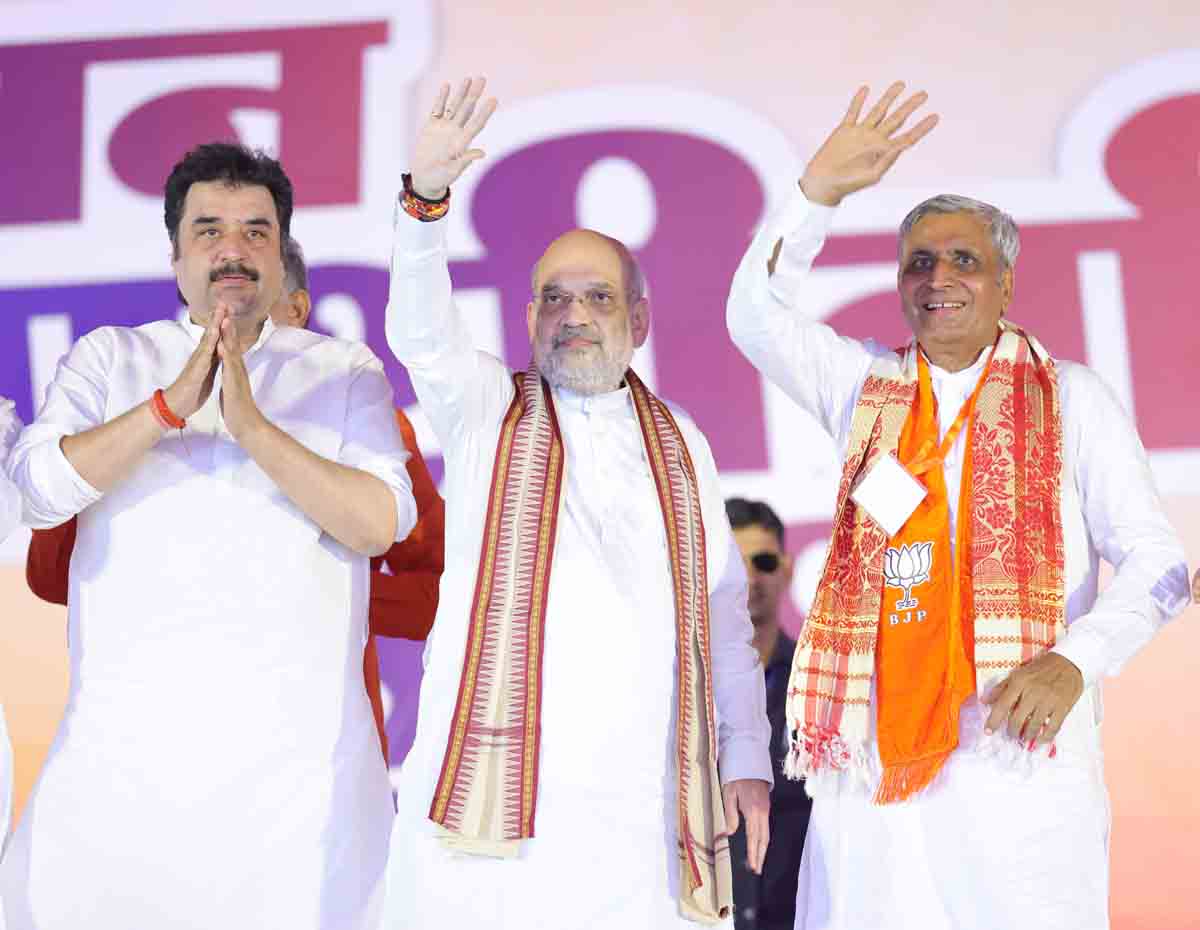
[1,3,1197,927]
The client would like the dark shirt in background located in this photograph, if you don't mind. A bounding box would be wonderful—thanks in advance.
[730,632,812,930]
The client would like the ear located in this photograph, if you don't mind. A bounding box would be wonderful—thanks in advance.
[290,289,312,329]
[630,297,651,348]
[526,299,539,345]
[1000,265,1015,316]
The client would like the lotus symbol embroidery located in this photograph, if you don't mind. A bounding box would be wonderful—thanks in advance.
[883,542,933,610]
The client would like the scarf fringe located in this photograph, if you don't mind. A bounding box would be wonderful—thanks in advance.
[786,720,1059,801]
[874,753,950,804]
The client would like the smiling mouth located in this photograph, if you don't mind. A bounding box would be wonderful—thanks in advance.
[923,301,965,312]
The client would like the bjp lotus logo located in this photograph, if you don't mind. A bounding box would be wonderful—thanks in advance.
[883,542,933,610]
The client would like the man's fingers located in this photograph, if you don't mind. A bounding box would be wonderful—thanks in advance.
[444,77,473,122]
[463,97,498,142]
[894,113,939,150]
[1036,706,1064,745]
[748,811,769,874]
[864,81,905,127]
[879,90,929,137]
[983,678,1017,733]
[1006,690,1041,741]
[455,76,486,127]
[842,85,869,126]
[429,82,450,119]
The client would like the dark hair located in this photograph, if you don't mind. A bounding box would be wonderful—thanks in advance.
[164,142,293,260]
[725,497,785,546]
[283,236,308,293]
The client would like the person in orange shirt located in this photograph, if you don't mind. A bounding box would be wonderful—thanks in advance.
[24,237,444,765]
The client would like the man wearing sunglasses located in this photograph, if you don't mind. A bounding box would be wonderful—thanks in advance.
[725,498,811,930]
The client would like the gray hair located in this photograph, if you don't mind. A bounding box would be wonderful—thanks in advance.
[283,236,308,293]
[898,194,1020,271]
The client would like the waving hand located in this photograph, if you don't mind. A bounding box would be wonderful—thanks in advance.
[800,82,938,206]
[410,77,499,200]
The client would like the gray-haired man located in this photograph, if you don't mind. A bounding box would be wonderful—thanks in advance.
[727,83,1190,929]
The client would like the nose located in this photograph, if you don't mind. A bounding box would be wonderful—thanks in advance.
[562,296,593,327]
[929,255,956,287]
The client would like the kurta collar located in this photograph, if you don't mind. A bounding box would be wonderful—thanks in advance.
[180,313,277,356]
[927,344,990,384]
[550,382,633,417]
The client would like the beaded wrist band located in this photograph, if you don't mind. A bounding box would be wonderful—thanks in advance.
[401,172,450,222]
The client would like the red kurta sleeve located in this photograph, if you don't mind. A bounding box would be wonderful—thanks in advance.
[26,518,77,606]
[368,409,445,639]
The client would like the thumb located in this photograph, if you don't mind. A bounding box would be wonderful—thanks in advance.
[980,678,1007,705]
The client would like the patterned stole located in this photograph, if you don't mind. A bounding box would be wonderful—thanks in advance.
[430,362,733,923]
[784,323,1067,793]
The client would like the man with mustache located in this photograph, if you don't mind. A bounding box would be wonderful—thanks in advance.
[727,84,1191,929]
[2,143,417,929]
[21,236,447,768]
[381,78,772,929]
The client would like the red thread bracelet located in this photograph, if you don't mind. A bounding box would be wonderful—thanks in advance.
[400,172,450,222]
[152,389,186,430]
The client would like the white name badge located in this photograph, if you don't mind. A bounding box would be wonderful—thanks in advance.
[850,453,928,536]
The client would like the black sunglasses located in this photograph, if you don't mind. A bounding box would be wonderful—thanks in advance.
[750,552,781,574]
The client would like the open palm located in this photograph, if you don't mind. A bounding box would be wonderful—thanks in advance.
[410,77,498,200]
[801,82,938,207]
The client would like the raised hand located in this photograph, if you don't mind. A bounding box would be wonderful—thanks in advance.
[410,76,499,200]
[800,82,938,207]
[162,309,221,420]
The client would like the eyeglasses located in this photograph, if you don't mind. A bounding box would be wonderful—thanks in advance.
[537,287,624,311]
[749,552,781,574]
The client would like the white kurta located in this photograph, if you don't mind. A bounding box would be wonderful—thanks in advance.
[1,319,417,930]
[727,190,1192,930]
[383,214,773,929]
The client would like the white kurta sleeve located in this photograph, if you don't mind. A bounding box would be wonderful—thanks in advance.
[0,398,25,540]
[337,345,418,543]
[710,533,774,787]
[384,208,514,447]
[1050,365,1191,685]
[6,330,109,528]
[689,426,773,786]
[726,188,881,443]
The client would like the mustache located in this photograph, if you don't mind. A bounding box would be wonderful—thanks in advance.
[552,324,602,349]
[210,262,259,282]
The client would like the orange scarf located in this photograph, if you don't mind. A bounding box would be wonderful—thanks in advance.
[874,351,989,802]
[785,323,1066,801]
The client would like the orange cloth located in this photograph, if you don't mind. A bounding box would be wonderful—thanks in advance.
[873,353,983,802]
[25,407,444,767]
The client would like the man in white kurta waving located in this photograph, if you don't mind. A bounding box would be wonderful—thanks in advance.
[383,78,772,929]
[2,143,416,930]
[727,84,1191,929]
